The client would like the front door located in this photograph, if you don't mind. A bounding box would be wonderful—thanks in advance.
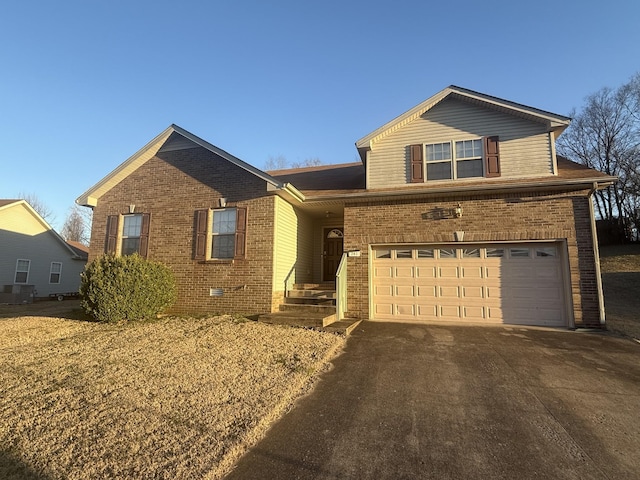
[323,228,344,282]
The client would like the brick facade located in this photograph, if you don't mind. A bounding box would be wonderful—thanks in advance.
[88,146,277,315]
[342,189,600,327]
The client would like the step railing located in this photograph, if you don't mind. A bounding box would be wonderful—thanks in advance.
[335,252,348,321]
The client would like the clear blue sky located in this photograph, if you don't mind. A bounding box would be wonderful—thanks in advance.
[1,0,639,231]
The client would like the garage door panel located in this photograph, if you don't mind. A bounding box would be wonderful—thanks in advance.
[372,243,566,327]
[416,304,438,318]
[461,266,484,279]
[395,304,416,316]
[374,266,394,279]
[374,284,394,296]
[462,286,485,299]
[394,266,415,278]
[438,286,460,299]
[394,285,414,296]
[463,306,486,320]
[416,285,437,298]
[439,266,461,278]
[415,266,437,279]
[374,302,394,316]
[439,305,461,318]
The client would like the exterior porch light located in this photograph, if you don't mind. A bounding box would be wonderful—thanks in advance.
[219,198,227,208]
[455,203,463,218]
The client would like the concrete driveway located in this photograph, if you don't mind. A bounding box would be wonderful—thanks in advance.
[225,322,640,480]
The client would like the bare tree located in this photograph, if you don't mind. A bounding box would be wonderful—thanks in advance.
[264,155,289,171]
[265,155,324,170]
[291,157,323,168]
[61,205,92,245]
[18,191,56,224]
[557,74,640,235]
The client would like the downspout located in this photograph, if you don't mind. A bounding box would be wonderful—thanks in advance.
[589,182,606,326]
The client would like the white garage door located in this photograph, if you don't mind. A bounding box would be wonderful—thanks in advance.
[372,243,566,326]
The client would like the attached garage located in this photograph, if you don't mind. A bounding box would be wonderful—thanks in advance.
[371,243,568,327]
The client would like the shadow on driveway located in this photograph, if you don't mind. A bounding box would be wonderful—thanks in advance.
[226,322,640,480]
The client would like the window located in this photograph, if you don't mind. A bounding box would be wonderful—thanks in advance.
[410,136,500,182]
[510,247,530,258]
[536,247,557,257]
[212,208,237,259]
[50,262,62,284]
[122,214,143,255]
[375,249,391,259]
[15,259,30,284]
[485,248,505,258]
[195,207,247,261]
[439,248,456,259]
[106,213,151,257]
[417,248,434,258]
[425,142,452,180]
[462,248,481,258]
[455,140,483,178]
[395,249,412,259]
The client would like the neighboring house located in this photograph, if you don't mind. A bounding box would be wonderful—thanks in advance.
[77,86,616,328]
[0,200,88,303]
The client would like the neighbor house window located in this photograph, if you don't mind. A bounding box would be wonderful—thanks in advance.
[15,259,30,284]
[194,206,247,261]
[410,136,500,182]
[105,212,151,257]
[50,262,62,284]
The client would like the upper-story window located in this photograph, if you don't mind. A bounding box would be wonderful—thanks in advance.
[411,136,500,183]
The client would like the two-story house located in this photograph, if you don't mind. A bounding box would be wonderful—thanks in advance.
[77,86,615,328]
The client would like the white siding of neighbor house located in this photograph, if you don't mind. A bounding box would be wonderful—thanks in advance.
[367,98,555,189]
[0,204,86,297]
[272,197,314,295]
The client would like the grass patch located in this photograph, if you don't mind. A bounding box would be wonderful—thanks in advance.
[0,314,345,479]
[600,244,640,340]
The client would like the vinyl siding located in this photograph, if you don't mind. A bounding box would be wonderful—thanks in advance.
[368,98,554,189]
[0,205,86,296]
[272,196,314,294]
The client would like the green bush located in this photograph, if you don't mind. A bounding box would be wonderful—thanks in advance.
[80,254,177,323]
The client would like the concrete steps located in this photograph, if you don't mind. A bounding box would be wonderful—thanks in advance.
[258,284,360,335]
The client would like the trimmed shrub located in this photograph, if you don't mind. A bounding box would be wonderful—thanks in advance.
[80,254,177,322]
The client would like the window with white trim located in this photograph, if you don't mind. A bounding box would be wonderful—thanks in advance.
[425,139,483,181]
[410,136,500,182]
[212,208,237,259]
[15,259,30,284]
[49,262,62,284]
[194,206,247,261]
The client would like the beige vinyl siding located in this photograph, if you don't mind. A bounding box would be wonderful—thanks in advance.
[272,197,314,295]
[0,204,86,296]
[367,98,554,189]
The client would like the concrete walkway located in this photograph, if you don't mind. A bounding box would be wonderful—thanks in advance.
[225,322,640,480]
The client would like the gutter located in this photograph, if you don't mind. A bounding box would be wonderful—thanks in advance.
[302,176,618,204]
[588,181,607,326]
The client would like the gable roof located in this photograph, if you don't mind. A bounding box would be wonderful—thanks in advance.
[0,199,84,259]
[76,124,291,208]
[355,85,572,161]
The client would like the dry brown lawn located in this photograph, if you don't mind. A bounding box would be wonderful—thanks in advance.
[0,303,345,479]
[600,244,640,340]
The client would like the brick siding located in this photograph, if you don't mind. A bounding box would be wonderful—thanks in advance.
[88,147,276,315]
[343,189,601,327]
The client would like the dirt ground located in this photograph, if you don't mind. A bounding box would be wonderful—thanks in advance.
[0,311,345,479]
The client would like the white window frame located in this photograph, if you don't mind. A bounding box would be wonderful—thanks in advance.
[15,259,30,284]
[210,207,237,259]
[50,262,63,284]
[424,138,484,181]
[121,213,143,256]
